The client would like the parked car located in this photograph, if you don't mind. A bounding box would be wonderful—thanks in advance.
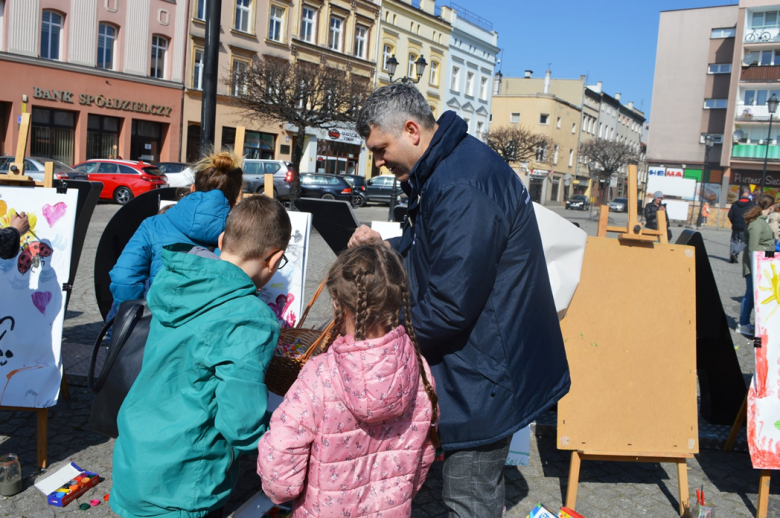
[242,160,295,200]
[607,197,628,212]
[72,159,168,204]
[156,162,194,188]
[365,174,404,205]
[565,195,590,211]
[299,173,354,202]
[0,156,88,182]
[343,175,367,207]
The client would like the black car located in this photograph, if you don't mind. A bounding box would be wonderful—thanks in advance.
[299,173,354,202]
[343,175,367,207]
[365,174,404,205]
[565,195,590,211]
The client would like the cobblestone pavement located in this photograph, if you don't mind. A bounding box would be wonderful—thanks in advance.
[1,202,775,518]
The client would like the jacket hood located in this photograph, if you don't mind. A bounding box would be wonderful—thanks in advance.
[165,190,231,245]
[147,244,257,327]
[329,326,420,424]
[735,198,753,208]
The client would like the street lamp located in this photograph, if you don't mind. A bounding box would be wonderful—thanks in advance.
[697,135,715,228]
[386,54,428,84]
[761,93,780,193]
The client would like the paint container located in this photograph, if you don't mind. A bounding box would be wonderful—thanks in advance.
[697,504,715,518]
[0,453,22,496]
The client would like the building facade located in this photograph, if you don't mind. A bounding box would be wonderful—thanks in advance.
[0,0,187,165]
[445,4,498,140]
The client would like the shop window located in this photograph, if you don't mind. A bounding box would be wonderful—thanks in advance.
[222,127,275,158]
[186,124,201,162]
[131,120,163,162]
[97,23,116,70]
[150,35,168,79]
[300,6,316,43]
[30,107,75,165]
[316,138,360,175]
[268,5,285,42]
[41,10,63,61]
[87,114,121,159]
[235,0,252,33]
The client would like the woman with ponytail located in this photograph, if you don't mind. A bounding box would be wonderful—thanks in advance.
[257,244,440,518]
[109,151,244,311]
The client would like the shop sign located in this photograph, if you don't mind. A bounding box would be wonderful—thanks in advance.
[323,127,362,145]
[530,169,548,178]
[32,87,172,117]
[732,170,780,187]
[665,168,684,178]
[649,166,666,176]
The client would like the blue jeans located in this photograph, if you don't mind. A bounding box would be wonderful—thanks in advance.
[442,437,511,518]
[740,274,754,326]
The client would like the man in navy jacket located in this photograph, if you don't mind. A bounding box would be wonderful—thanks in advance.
[350,83,570,517]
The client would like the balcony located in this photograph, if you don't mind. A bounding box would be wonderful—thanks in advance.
[744,26,780,44]
[734,102,780,121]
[742,65,780,81]
[732,143,780,160]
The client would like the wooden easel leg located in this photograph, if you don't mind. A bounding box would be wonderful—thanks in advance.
[60,375,70,401]
[676,459,689,517]
[565,451,582,510]
[758,470,771,518]
[724,393,748,452]
[37,408,48,468]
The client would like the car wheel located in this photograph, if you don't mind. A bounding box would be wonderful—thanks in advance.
[273,188,279,199]
[321,193,336,200]
[353,195,366,208]
[113,186,133,205]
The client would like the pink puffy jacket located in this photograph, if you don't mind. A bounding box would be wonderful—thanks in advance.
[257,326,438,518]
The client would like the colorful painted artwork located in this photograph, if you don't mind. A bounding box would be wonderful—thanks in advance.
[0,187,78,408]
[749,253,780,468]
[258,211,312,329]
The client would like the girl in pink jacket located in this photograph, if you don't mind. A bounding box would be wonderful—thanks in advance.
[258,244,440,518]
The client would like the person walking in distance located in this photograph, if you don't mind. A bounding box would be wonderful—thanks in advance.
[348,83,570,518]
[729,187,757,263]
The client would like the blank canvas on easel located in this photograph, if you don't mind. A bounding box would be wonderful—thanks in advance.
[558,237,699,455]
[0,187,78,408]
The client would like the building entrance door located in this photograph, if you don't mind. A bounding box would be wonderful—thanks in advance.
[529,177,544,203]
[131,120,162,162]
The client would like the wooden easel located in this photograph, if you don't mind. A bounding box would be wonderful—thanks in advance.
[0,112,70,469]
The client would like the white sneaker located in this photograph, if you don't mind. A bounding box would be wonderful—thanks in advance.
[737,324,755,336]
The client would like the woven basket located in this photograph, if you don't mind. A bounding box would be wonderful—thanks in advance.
[266,280,335,396]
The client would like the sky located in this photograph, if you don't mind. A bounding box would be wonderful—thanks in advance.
[447,0,740,121]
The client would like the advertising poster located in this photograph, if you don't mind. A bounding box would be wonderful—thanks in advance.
[697,183,721,204]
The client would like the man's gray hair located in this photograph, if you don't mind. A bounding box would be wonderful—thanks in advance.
[356,83,437,138]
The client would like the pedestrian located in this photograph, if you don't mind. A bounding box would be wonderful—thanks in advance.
[737,193,776,337]
[110,196,292,518]
[0,212,30,260]
[768,203,780,242]
[645,191,673,241]
[257,244,440,518]
[728,187,756,263]
[699,202,710,227]
[349,83,570,518]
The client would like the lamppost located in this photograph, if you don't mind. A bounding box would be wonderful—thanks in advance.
[697,135,714,228]
[384,54,428,220]
[760,93,780,193]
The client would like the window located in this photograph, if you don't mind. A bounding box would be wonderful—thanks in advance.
[301,6,316,43]
[408,53,417,77]
[743,89,780,105]
[466,71,475,96]
[451,66,460,91]
[150,36,167,79]
[510,113,520,123]
[568,149,574,167]
[382,44,393,70]
[464,118,471,131]
[540,114,549,125]
[231,59,249,96]
[711,27,736,38]
[97,23,116,70]
[701,134,724,144]
[195,0,207,20]
[87,114,119,160]
[598,123,603,138]
[268,5,284,42]
[354,26,367,59]
[706,64,731,75]
[556,117,561,129]
[235,0,252,33]
[704,99,728,109]
[429,61,439,86]
[41,11,63,60]
[476,121,484,136]
[479,77,488,100]
[572,123,577,134]
[329,16,343,51]
[752,11,779,29]
[553,144,559,165]
[193,48,204,89]
[536,143,547,162]
[745,90,756,105]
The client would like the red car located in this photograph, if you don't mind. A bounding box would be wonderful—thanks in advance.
[72,159,168,204]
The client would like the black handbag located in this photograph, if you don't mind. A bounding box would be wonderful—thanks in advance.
[87,300,152,438]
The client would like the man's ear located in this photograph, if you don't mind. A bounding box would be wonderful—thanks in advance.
[404,120,421,145]
[218,232,225,251]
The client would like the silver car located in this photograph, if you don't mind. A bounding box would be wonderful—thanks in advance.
[0,156,88,182]
[242,160,294,199]
[607,197,628,212]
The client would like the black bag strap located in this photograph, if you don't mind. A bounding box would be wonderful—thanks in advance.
[88,303,145,393]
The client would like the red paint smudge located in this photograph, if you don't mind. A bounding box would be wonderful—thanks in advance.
[757,335,770,398]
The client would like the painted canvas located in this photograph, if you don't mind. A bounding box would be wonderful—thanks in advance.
[259,211,312,328]
[0,186,78,408]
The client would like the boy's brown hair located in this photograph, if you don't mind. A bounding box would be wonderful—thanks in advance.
[221,196,292,260]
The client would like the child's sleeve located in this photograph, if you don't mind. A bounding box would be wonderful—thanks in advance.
[257,372,319,504]
[109,219,153,308]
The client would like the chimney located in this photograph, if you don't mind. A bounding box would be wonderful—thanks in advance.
[596,81,603,92]
[524,70,533,78]
[493,71,503,95]
[628,101,634,110]
[580,75,586,81]
[544,70,551,94]
[615,93,622,102]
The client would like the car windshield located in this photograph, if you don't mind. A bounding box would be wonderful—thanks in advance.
[571,196,586,201]
[143,167,165,176]
[50,160,75,172]
[612,198,627,204]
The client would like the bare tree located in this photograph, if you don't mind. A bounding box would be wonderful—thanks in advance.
[486,125,555,165]
[230,55,372,200]
[579,139,639,202]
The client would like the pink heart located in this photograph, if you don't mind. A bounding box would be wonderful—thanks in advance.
[42,202,67,228]
[31,291,52,315]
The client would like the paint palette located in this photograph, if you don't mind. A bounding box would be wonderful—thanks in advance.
[40,463,100,507]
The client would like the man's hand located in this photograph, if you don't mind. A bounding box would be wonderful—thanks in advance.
[348,225,386,249]
[11,212,30,235]
[659,206,666,211]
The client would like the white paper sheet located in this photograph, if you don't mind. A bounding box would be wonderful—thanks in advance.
[34,462,82,495]
[371,221,403,240]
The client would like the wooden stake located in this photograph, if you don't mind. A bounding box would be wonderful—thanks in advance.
[9,112,32,181]
[265,174,274,197]
[43,161,54,189]
[758,470,771,518]
[658,210,669,244]
[676,459,690,517]
[724,393,747,452]
[565,451,582,509]
[627,164,639,231]
[597,206,610,238]
[37,408,48,468]
[235,126,246,158]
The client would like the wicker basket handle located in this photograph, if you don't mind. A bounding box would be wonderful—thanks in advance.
[301,320,336,362]
[296,279,328,329]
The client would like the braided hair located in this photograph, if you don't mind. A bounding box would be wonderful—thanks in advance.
[326,245,441,448]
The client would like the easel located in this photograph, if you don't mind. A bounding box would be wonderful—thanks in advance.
[563,165,692,517]
[234,126,274,201]
[0,112,70,469]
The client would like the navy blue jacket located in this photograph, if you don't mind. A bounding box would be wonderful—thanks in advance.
[389,111,571,450]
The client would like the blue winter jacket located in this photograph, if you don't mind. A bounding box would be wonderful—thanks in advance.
[109,189,230,309]
[389,111,571,450]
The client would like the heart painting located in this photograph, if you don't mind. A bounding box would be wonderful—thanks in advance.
[31,291,52,315]
[42,202,67,228]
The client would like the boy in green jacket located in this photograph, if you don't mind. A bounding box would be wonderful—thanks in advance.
[111,196,292,518]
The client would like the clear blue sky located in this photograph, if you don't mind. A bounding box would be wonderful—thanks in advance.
[448,0,739,120]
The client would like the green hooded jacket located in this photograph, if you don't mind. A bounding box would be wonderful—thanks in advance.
[110,244,278,518]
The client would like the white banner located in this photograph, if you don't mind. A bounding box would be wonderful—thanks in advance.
[647,176,697,200]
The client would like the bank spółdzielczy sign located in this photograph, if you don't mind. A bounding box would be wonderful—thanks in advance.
[33,87,172,117]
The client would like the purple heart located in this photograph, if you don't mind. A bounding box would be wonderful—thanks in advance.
[31,291,52,315]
